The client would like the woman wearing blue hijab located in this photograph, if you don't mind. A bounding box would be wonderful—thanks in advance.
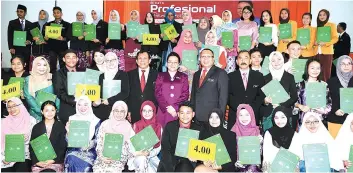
[159,8,182,72]
[31,10,49,56]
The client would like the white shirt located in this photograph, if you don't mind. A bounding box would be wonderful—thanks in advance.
[239,68,250,81]
[339,31,346,38]
[252,66,262,72]
[199,67,211,80]
[19,18,25,30]
[138,67,150,82]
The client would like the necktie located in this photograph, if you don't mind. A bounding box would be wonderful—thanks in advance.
[199,69,207,87]
[21,20,24,31]
[242,72,248,89]
[141,70,146,92]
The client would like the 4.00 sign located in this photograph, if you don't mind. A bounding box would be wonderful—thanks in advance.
[187,139,216,161]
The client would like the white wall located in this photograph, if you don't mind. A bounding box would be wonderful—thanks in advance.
[311,0,353,52]
[1,0,103,68]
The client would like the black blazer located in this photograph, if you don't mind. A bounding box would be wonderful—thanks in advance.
[7,18,33,50]
[47,20,70,53]
[29,121,67,165]
[157,120,204,172]
[141,24,161,56]
[327,77,353,124]
[334,32,351,59]
[88,20,108,51]
[105,25,126,50]
[127,68,158,123]
[191,66,229,122]
[93,71,130,120]
[228,70,265,128]
[53,67,76,124]
[260,71,298,120]
[159,21,182,51]
[31,22,50,55]
[66,22,88,51]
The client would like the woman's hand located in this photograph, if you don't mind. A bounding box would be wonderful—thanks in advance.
[196,41,202,48]
[344,160,352,169]
[44,36,49,41]
[298,104,310,113]
[65,122,70,133]
[93,100,101,107]
[78,36,84,40]
[103,157,113,164]
[105,38,110,44]
[36,161,47,168]
[264,97,272,105]
[178,65,188,72]
[102,99,109,105]
[93,39,100,43]
[335,109,345,116]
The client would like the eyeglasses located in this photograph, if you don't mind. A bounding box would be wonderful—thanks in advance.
[304,120,319,125]
[142,110,153,114]
[340,62,352,66]
[200,55,213,59]
[105,59,117,63]
[243,11,252,15]
[7,104,20,110]
[113,110,125,114]
[167,61,179,65]
[76,14,84,16]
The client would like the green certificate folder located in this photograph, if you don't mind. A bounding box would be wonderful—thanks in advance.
[130,125,160,151]
[5,134,25,162]
[84,24,96,41]
[160,23,172,41]
[35,90,57,107]
[279,23,292,39]
[204,45,220,64]
[306,82,327,108]
[30,134,57,161]
[85,69,102,85]
[261,80,290,105]
[317,26,331,43]
[103,133,124,160]
[164,25,178,40]
[238,136,261,165]
[261,56,270,76]
[127,21,139,38]
[182,50,198,71]
[303,143,330,173]
[271,148,300,173]
[13,31,26,47]
[8,77,24,90]
[72,22,84,37]
[221,32,234,48]
[333,58,338,67]
[204,134,231,165]
[68,120,90,148]
[182,24,199,42]
[108,23,121,40]
[348,145,353,172]
[340,88,353,113]
[259,27,272,43]
[297,28,310,46]
[175,128,200,158]
[292,59,308,83]
[239,35,251,51]
[67,72,85,95]
[30,27,44,45]
[137,24,150,42]
[103,80,121,99]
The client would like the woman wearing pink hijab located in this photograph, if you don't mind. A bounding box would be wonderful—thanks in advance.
[231,104,262,172]
[182,9,193,26]
[1,97,37,172]
[131,100,162,173]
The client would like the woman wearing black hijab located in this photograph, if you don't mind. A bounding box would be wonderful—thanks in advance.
[262,106,301,171]
[141,12,162,70]
[195,108,237,172]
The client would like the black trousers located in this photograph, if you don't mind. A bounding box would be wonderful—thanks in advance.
[48,50,66,73]
[1,159,31,172]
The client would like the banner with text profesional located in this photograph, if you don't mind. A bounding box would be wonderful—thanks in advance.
[139,1,271,23]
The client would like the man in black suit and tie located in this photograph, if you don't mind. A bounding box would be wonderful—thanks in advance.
[334,22,351,59]
[127,51,158,124]
[190,48,229,123]
[7,4,32,71]
[228,50,265,128]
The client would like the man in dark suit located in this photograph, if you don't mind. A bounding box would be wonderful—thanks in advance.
[46,6,70,72]
[53,49,79,125]
[127,51,158,124]
[334,22,351,59]
[228,50,265,128]
[190,48,229,122]
[7,4,32,71]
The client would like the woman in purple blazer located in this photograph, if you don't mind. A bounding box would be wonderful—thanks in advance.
[155,52,189,127]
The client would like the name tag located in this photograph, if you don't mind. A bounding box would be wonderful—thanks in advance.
[253,85,259,88]
[207,78,215,82]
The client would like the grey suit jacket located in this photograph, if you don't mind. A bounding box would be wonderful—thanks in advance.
[190,65,229,122]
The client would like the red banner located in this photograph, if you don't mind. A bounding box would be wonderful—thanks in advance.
[139,1,271,23]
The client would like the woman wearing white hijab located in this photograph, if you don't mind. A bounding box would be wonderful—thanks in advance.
[92,52,130,120]
[327,55,353,138]
[298,112,344,172]
[204,29,227,69]
[64,95,102,172]
[210,15,223,39]
[67,10,89,69]
[87,9,108,61]
[260,51,298,130]
[124,10,142,72]
[335,114,353,170]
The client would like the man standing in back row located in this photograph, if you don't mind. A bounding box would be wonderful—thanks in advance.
[191,48,229,123]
